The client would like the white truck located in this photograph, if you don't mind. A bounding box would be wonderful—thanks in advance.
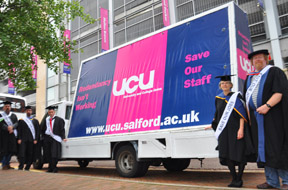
[35,2,253,177]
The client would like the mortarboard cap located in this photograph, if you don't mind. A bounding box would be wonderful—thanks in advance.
[46,105,57,110]
[215,75,235,81]
[248,49,269,60]
[2,101,12,105]
[25,106,32,110]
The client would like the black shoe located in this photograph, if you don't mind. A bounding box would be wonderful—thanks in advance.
[234,180,243,188]
[228,180,237,187]
[52,168,58,173]
[228,180,243,188]
[46,169,53,173]
[18,167,23,170]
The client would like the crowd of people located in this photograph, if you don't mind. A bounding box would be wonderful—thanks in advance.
[0,103,66,173]
[1,49,288,189]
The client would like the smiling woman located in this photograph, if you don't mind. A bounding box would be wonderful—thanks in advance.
[207,74,252,188]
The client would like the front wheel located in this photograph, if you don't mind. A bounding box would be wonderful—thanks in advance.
[115,145,149,177]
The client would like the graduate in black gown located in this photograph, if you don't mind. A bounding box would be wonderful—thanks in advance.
[17,106,40,171]
[244,49,288,189]
[42,106,66,173]
[206,75,249,187]
[0,101,18,170]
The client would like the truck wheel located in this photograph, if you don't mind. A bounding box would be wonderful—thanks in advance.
[115,145,149,177]
[33,158,44,169]
[78,160,89,168]
[163,158,190,172]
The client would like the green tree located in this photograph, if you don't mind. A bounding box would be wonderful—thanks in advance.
[0,0,95,91]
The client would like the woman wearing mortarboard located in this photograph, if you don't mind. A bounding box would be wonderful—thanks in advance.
[206,75,252,188]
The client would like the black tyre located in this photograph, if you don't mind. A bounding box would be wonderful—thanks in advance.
[33,158,44,169]
[78,160,89,168]
[150,160,162,166]
[115,145,149,177]
[163,158,190,172]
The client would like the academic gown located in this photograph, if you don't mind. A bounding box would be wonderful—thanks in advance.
[17,118,40,159]
[42,116,65,159]
[0,113,18,155]
[212,92,253,166]
[244,67,288,170]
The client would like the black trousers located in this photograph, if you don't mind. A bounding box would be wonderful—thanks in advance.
[43,135,61,171]
[18,141,34,170]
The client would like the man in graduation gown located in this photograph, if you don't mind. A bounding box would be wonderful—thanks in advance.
[0,101,18,170]
[244,49,288,190]
[17,106,40,171]
[42,106,66,173]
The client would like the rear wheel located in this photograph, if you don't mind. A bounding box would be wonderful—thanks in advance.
[115,145,149,177]
[163,158,190,172]
[78,160,89,168]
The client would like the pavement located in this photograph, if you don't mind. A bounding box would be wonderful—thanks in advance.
[0,158,268,190]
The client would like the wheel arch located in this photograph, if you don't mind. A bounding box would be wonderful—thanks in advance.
[111,141,138,160]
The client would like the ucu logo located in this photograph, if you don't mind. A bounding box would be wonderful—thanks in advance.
[112,70,155,96]
[239,55,254,73]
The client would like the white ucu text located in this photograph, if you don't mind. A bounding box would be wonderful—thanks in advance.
[112,70,155,96]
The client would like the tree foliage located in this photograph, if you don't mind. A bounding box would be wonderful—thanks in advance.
[0,0,95,91]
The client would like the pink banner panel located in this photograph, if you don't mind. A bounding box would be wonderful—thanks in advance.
[237,48,254,80]
[8,63,15,94]
[63,29,71,74]
[162,0,170,26]
[30,46,37,79]
[8,79,14,88]
[8,78,15,95]
[105,31,168,135]
[100,8,110,51]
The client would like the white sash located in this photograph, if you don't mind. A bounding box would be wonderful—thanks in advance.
[215,92,240,140]
[245,65,272,110]
[45,117,62,143]
[23,117,36,140]
[2,112,17,137]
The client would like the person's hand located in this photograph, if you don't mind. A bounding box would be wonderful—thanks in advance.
[256,104,270,115]
[33,140,37,144]
[237,129,244,140]
[63,139,67,142]
[204,125,212,130]
[7,126,13,133]
[18,139,22,144]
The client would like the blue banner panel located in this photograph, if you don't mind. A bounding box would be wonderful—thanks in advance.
[160,8,230,129]
[8,87,15,95]
[63,65,71,74]
[68,51,118,138]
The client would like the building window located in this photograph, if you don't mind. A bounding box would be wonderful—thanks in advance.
[113,0,164,47]
[47,68,55,78]
[277,0,288,35]
[47,87,55,101]
[70,0,109,82]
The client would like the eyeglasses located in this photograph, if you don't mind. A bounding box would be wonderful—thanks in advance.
[220,82,231,85]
